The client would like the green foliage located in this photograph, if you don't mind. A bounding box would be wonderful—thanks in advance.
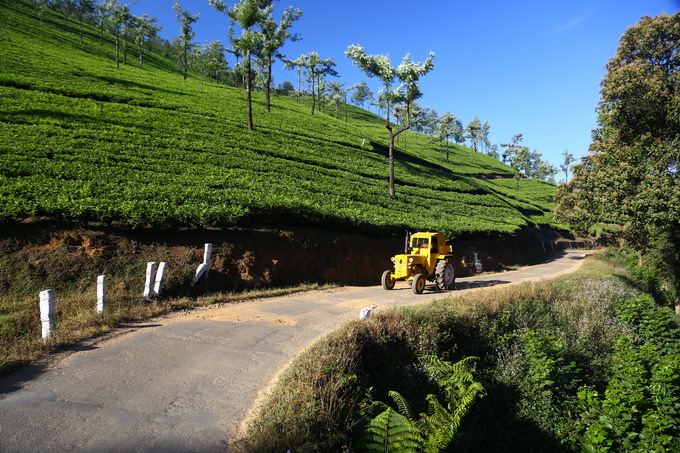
[555,12,680,304]
[358,356,483,453]
[0,0,556,237]
[359,407,423,453]
[575,335,680,452]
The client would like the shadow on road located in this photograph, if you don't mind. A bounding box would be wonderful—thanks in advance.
[456,279,511,290]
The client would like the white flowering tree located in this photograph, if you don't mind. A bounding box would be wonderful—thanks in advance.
[210,0,273,130]
[345,45,434,199]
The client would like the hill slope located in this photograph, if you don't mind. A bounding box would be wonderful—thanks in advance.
[0,1,556,238]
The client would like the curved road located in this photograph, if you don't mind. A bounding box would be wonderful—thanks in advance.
[0,251,590,453]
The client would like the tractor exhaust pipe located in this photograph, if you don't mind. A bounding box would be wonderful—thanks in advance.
[404,230,410,254]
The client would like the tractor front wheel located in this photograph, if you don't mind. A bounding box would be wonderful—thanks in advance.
[381,270,395,290]
[412,273,426,294]
[435,260,455,290]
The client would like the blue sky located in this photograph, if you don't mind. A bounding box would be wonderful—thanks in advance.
[130,0,679,174]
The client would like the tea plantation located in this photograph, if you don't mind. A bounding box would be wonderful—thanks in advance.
[0,1,556,238]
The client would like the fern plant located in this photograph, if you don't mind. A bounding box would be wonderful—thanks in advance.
[358,356,483,452]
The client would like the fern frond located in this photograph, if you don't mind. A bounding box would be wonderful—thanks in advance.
[389,390,416,422]
[357,407,422,452]
[422,355,479,388]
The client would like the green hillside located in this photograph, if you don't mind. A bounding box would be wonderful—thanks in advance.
[0,1,556,238]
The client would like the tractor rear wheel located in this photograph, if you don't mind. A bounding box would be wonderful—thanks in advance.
[412,273,426,294]
[435,260,455,290]
[381,270,395,290]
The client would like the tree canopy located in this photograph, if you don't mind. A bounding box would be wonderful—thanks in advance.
[555,12,679,311]
[345,44,434,199]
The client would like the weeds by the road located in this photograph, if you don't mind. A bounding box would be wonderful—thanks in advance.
[0,282,334,376]
[238,251,680,452]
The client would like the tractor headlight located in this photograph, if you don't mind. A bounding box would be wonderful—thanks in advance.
[408,257,414,263]
[390,257,395,262]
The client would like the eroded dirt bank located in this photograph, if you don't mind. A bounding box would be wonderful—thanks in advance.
[0,220,568,294]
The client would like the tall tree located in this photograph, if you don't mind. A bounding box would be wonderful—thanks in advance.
[555,12,680,312]
[501,133,523,164]
[350,81,372,108]
[259,6,302,113]
[296,52,337,115]
[173,1,199,80]
[211,0,272,130]
[73,0,95,44]
[95,1,110,45]
[452,116,464,144]
[132,14,161,67]
[346,45,435,199]
[465,117,482,151]
[284,54,307,103]
[437,112,455,161]
[560,150,575,183]
[108,0,133,68]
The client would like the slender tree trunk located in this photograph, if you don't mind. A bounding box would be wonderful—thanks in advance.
[389,131,396,199]
[446,138,449,160]
[386,102,396,200]
[123,31,127,65]
[115,29,120,68]
[265,54,272,113]
[246,49,253,130]
[79,19,83,44]
[296,69,301,104]
[139,40,144,67]
[310,71,315,115]
[344,93,347,122]
[182,44,188,79]
[99,21,104,46]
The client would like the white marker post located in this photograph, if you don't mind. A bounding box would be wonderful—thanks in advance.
[153,262,167,296]
[96,275,106,313]
[143,262,157,300]
[191,244,213,287]
[359,308,372,320]
[39,289,56,340]
[191,263,209,287]
[203,244,213,278]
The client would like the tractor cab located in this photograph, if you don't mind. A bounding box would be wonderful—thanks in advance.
[382,232,455,294]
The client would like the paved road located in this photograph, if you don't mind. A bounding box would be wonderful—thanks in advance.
[0,251,590,453]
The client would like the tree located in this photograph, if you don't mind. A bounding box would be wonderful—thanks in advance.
[465,117,482,151]
[346,44,435,199]
[259,6,302,113]
[294,52,337,115]
[211,0,272,131]
[437,112,455,161]
[275,80,294,96]
[350,81,372,108]
[501,133,523,164]
[560,150,575,183]
[73,0,95,44]
[555,13,680,312]
[452,117,464,144]
[132,14,161,67]
[95,1,110,46]
[480,121,491,153]
[284,54,306,103]
[173,1,199,80]
[327,81,345,118]
[108,0,133,68]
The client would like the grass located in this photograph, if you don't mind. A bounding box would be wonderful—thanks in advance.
[0,278,334,376]
[0,0,556,238]
[237,251,680,452]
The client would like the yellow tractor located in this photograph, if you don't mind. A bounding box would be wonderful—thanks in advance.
[381,232,456,294]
